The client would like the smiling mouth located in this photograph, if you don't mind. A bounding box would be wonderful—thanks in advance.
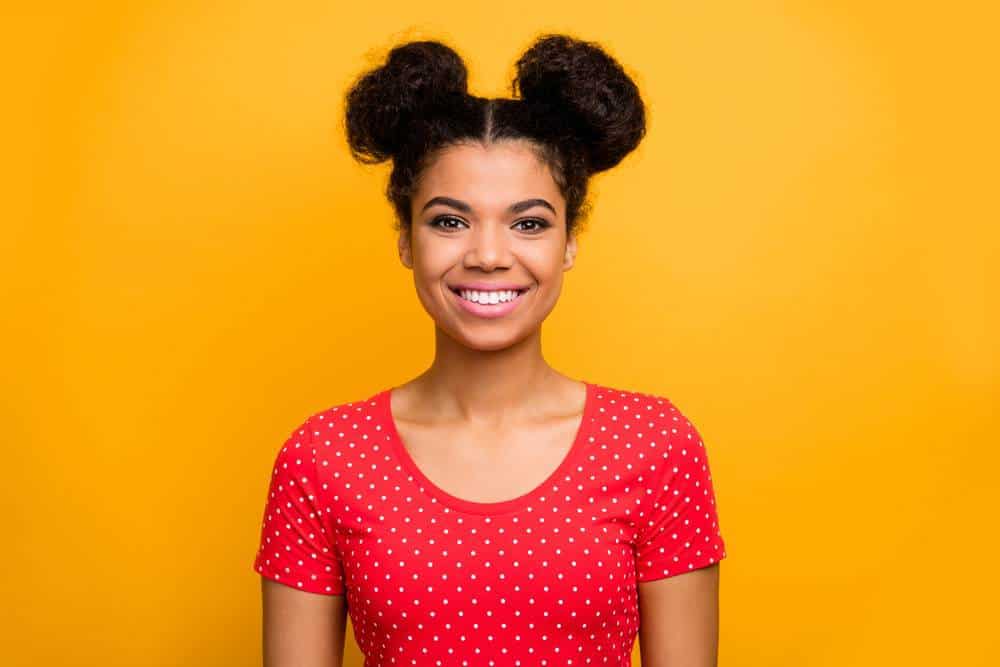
[448,286,530,304]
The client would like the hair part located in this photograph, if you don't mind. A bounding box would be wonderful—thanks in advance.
[343,34,647,239]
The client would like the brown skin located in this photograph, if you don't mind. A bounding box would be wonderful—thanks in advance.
[261,583,348,667]
[394,139,583,439]
[260,138,720,666]
[638,563,721,667]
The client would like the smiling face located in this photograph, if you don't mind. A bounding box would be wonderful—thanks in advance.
[398,139,578,351]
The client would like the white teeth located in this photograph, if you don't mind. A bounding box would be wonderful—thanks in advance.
[457,289,522,305]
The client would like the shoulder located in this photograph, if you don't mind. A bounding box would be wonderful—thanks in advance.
[588,383,719,535]
[285,388,392,471]
[306,388,386,437]
[586,380,707,469]
[264,389,387,459]
[588,380,693,430]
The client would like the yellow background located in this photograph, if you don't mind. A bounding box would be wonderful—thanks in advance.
[4,2,996,665]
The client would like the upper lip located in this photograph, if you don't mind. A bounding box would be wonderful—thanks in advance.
[448,282,531,292]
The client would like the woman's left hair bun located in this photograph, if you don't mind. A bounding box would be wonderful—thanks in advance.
[344,40,470,164]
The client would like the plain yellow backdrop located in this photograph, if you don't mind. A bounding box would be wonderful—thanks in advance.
[3,2,997,665]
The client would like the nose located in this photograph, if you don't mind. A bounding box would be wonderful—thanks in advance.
[463,222,513,271]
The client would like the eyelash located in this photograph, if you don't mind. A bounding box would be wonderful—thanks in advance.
[429,215,552,233]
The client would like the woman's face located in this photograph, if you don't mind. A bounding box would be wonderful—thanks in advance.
[399,140,577,351]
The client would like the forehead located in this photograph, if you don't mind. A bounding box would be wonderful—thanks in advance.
[414,141,563,215]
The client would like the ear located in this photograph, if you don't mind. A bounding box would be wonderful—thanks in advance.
[563,232,578,271]
[398,228,413,269]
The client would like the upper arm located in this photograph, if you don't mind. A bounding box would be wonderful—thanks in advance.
[637,563,720,667]
[633,400,727,665]
[253,415,349,666]
[262,579,348,667]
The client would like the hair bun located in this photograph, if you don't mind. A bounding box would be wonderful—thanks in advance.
[512,34,646,173]
[345,40,469,164]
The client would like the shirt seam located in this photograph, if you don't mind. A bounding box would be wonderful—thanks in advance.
[634,406,677,547]
[308,412,345,591]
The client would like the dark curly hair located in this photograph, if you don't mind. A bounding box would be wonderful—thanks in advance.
[343,34,647,239]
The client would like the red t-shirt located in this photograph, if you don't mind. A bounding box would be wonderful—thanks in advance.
[253,381,727,665]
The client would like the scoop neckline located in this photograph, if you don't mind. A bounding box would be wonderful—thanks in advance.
[380,380,595,516]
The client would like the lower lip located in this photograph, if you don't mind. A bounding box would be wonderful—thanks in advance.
[449,287,530,319]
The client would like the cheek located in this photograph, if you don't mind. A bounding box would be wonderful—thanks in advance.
[521,245,567,281]
[411,243,453,280]
[410,249,456,308]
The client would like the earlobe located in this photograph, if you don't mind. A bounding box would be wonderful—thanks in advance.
[563,237,577,270]
[398,232,412,269]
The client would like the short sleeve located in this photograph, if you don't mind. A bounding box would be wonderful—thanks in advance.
[252,415,346,595]
[634,404,727,582]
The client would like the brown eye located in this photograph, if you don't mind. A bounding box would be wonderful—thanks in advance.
[514,218,552,233]
[429,215,466,231]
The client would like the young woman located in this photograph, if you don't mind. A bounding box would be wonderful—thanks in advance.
[253,34,727,667]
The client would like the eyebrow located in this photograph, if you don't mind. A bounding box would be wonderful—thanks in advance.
[420,196,557,216]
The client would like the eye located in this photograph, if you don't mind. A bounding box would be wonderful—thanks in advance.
[514,218,552,233]
[429,215,467,231]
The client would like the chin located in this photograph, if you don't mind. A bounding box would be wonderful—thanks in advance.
[466,325,538,351]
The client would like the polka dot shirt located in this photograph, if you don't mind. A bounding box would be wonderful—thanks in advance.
[253,381,727,665]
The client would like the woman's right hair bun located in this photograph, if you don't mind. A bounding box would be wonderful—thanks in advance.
[345,40,470,164]
[512,34,646,173]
